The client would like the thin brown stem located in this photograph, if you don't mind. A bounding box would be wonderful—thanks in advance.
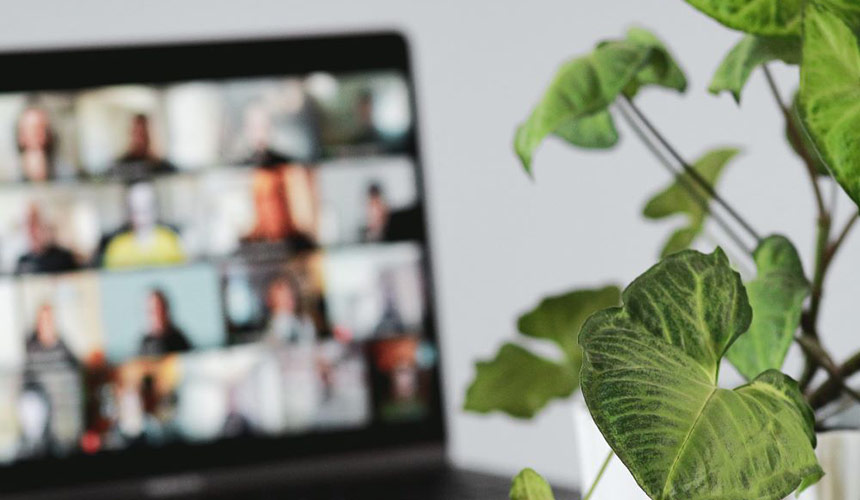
[796,335,860,406]
[810,350,860,409]
[799,213,858,392]
[761,65,827,217]
[622,95,762,245]
[799,214,831,390]
[615,102,754,256]
[760,64,840,393]
[824,212,859,270]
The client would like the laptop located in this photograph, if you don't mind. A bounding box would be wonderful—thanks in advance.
[0,31,576,499]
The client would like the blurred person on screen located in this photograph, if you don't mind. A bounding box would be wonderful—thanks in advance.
[139,289,191,356]
[361,182,423,243]
[109,114,176,181]
[23,303,85,455]
[138,372,177,445]
[352,90,383,145]
[263,274,315,345]
[239,102,292,167]
[15,106,57,182]
[242,168,315,250]
[102,182,185,269]
[17,382,53,458]
[15,203,79,275]
[25,304,79,373]
[373,269,407,337]
[371,338,426,421]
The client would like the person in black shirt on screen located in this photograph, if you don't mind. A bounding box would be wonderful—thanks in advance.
[361,183,424,243]
[109,114,176,181]
[15,203,78,275]
[139,289,191,356]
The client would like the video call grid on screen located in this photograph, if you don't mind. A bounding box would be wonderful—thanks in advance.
[0,34,443,486]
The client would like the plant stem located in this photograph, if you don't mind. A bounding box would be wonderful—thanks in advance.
[759,64,842,393]
[809,214,831,326]
[622,95,762,245]
[796,335,860,406]
[799,213,831,390]
[761,65,827,216]
[615,101,754,257]
[809,350,860,409]
[824,212,859,270]
[583,450,614,500]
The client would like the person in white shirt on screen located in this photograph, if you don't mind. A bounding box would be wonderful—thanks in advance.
[102,182,185,269]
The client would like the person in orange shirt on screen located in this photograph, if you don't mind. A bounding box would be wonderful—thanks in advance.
[103,182,185,269]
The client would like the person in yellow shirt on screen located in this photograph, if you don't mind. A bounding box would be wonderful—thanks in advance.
[103,182,185,269]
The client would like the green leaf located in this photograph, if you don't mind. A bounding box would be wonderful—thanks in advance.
[727,236,809,380]
[786,93,830,176]
[552,110,619,149]
[800,6,860,209]
[463,344,577,419]
[624,27,688,96]
[464,285,620,419]
[517,286,621,360]
[684,0,803,36]
[579,248,822,500]
[820,0,860,32]
[684,0,860,36]
[709,35,800,103]
[643,148,740,257]
[514,41,649,172]
[515,28,685,172]
[510,469,556,500]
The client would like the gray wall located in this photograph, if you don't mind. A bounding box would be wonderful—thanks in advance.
[2,0,858,489]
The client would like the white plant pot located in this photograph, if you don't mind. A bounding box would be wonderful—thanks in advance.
[804,430,860,500]
[573,401,860,500]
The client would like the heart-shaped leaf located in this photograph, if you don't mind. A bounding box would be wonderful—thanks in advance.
[684,0,803,36]
[515,28,685,172]
[822,0,860,32]
[579,249,822,500]
[643,148,740,257]
[551,110,619,150]
[800,5,860,209]
[518,286,621,360]
[623,28,688,96]
[464,286,620,419]
[709,35,800,103]
[510,469,556,500]
[727,236,809,380]
[464,343,577,419]
[684,0,860,36]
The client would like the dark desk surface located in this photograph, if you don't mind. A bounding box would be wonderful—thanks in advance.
[202,466,580,500]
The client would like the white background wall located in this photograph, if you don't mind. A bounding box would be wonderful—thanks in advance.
[1,0,858,491]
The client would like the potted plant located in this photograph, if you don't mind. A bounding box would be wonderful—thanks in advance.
[465,1,860,499]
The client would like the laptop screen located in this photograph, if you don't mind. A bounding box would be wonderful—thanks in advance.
[0,33,443,492]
